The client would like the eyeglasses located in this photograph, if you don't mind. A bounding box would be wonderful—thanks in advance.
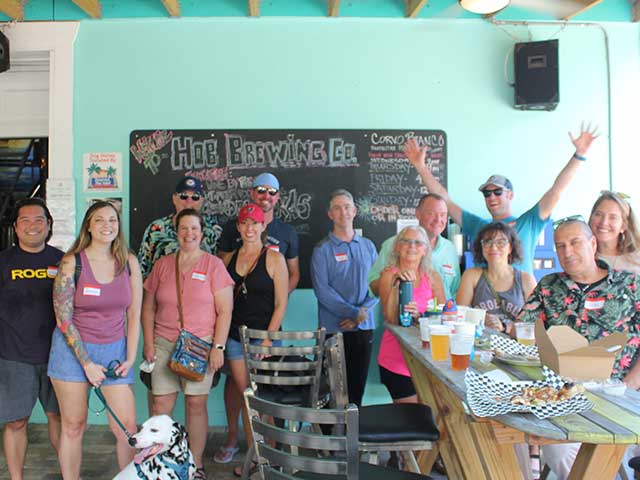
[480,238,509,249]
[178,193,201,202]
[398,239,427,247]
[552,215,585,230]
[481,188,503,198]
[255,186,279,196]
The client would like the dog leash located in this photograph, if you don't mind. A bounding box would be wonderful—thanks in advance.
[87,360,136,446]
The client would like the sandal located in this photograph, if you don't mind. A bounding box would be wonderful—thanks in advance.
[214,444,240,464]
[233,460,259,478]
[194,467,207,480]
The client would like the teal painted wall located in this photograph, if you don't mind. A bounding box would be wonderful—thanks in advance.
[29,16,640,425]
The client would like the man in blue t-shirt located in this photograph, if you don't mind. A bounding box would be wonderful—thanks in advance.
[403,124,599,275]
[0,198,64,479]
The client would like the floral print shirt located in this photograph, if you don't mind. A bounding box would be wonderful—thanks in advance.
[137,214,223,280]
[520,261,640,380]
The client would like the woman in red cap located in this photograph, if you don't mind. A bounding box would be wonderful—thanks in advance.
[220,203,289,476]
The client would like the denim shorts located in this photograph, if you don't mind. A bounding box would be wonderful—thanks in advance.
[0,357,59,423]
[225,337,282,361]
[47,329,133,385]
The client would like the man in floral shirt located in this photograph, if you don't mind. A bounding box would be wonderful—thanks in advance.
[137,176,222,280]
[520,218,640,479]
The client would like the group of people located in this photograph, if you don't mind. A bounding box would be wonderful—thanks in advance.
[2,122,640,480]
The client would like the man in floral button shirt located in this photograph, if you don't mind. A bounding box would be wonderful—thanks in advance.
[520,218,640,479]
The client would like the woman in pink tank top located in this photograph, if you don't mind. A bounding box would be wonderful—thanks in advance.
[49,201,143,477]
[377,226,445,403]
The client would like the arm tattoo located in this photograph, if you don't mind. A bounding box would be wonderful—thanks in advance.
[53,267,90,366]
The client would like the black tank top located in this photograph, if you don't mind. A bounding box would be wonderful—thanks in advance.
[227,249,275,341]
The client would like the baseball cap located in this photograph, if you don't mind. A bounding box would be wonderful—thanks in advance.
[252,173,280,190]
[238,203,265,224]
[478,175,513,192]
[175,176,204,196]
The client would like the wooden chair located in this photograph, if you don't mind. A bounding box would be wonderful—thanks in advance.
[324,334,439,473]
[239,326,328,479]
[243,388,432,479]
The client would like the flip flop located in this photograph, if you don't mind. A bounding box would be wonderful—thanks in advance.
[233,460,258,478]
[214,445,240,464]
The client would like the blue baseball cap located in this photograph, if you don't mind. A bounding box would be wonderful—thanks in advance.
[175,176,204,196]
[252,173,280,190]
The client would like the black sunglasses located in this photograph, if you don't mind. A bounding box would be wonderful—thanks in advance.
[178,193,201,201]
[552,214,585,230]
[481,188,503,198]
[255,186,279,196]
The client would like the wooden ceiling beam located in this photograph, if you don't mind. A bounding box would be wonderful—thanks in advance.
[72,0,102,19]
[0,0,24,20]
[161,0,180,17]
[560,0,603,20]
[328,0,340,17]
[405,0,428,18]
[248,0,259,17]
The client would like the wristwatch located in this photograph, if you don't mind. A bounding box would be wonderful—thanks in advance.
[214,343,226,351]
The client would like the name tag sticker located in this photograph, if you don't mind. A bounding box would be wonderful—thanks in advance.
[585,297,605,310]
[267,245,280,252]
[83,285,101,297]
[192,271,206,281]
[335,253,348,262]
[47,266,58,278]
[441,264,454,275]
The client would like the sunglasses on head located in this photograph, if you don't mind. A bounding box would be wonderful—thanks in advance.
[178,193,201,201]
[481,188,504,198]
[601,190,631,201]
[255,186,279,196]
[552,214,585,230]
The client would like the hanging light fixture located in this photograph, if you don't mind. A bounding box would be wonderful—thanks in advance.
[459,0,510,14]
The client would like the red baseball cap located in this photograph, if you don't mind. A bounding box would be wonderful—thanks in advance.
[238,203,264,224]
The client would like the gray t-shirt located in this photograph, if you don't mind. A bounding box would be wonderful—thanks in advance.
[471,269,524,321]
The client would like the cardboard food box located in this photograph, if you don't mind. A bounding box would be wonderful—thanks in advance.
[534,319,628,381]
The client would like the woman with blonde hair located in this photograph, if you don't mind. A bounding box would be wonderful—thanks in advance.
[377,225,445,403]
[589,191,640,272]
[48,201,142,478]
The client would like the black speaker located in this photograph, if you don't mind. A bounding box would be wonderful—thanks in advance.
[0,31,9,73]
[514,39,558,111]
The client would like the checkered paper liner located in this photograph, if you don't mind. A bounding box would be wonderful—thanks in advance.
[465,366,593,419]
[490,334,539,358]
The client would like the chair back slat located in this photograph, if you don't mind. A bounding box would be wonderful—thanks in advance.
[245,389,359,479]
[324,333,350,409]
[247,359,319,372]
[253,374,318,386]
[245,344,322,357]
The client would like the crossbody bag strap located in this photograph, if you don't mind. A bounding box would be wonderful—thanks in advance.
[482,269,512,320]
[175,252,185,330]
[234,247,266,299]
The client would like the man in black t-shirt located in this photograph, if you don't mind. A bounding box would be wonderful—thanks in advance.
[0,198,64,478]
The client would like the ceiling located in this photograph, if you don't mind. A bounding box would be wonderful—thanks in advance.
[0,0,637,22]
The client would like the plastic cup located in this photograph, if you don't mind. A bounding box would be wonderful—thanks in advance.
[429,325,451,361]
[465,308,486,328]
[450,334,474,371]
[452,322,476,336]
[515,322,535,346]
[419,316,442,347]
[456,305,469,322]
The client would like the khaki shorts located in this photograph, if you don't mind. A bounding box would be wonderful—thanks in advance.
[152,336,214,396]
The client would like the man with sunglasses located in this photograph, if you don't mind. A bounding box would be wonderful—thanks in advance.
[137,176,223,280]
[218,172,300,292]
[519,217,640,479]
[403,124,599,275]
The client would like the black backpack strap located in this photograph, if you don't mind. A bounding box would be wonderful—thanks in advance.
[74,252,82,285]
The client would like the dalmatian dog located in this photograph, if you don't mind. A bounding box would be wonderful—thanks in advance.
[113,415,196,480]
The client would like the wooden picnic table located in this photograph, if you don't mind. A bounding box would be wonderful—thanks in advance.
[388,323,640,480]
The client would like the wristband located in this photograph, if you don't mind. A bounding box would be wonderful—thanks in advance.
[573,152,587,161]
[214,343,226,351]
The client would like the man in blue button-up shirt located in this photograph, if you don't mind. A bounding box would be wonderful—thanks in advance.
[311,189,378,406]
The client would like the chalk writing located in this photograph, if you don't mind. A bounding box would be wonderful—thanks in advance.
[171,136,220,171]
[130,130,173,175]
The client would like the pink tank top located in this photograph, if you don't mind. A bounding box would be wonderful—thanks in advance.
[378,270,434,377]
[72,251,131,343]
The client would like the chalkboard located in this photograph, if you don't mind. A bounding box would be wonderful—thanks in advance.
[129,129,447,288]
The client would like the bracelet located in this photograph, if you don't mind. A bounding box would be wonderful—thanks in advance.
[573,152,587,161]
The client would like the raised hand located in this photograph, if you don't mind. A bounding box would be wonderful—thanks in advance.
[569,122,599,157]
[403,138,429,170]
